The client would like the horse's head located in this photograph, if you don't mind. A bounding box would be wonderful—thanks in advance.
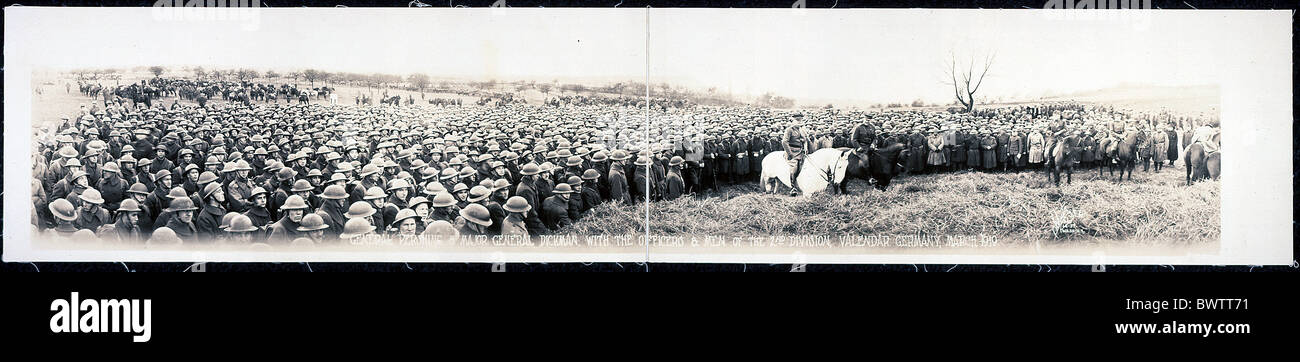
[871,143,906,176]
[861,143,905,189]
[843,148,871,181]
[832,149,852,184]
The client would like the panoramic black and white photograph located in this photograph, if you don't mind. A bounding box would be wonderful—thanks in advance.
[3,7,1291,264]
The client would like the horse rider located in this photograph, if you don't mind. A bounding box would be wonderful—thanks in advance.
[1181,120,1220,161]
[849,120,877,173]
[782,115,812,196]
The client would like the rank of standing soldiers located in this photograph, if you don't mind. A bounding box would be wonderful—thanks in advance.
[34,77,1219,247]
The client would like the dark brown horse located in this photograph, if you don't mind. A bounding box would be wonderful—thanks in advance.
[1097,136,1118,178]
[838,143,906,193]
[1045,136,1077,186]
[1115,132,1138,181]
[1185,133,1221,185]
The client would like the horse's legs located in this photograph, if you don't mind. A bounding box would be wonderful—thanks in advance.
[1066,166,1072,185]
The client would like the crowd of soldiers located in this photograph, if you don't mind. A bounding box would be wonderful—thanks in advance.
[32,93,680,247]
[653,102,1219,195]
[31,77,1221,246]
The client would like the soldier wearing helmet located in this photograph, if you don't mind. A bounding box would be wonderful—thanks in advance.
[242,187,273,240]
[195,182,228,240]
[270,195,310,242]
[541,183,575,231]
[111,199,145,243]
[499,196,531,239]
[161,197,199,242]
[73,188,110,232]
[224,159,254,213]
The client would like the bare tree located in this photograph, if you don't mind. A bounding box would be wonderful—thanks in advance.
[408,73,431,94]
[944,50,995,113]
[537,83,552,98]
[148,66,165,78]
[236,69,257,81]
[303,69,321,87]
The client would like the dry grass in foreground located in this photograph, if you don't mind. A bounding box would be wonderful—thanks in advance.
[565,164,1219,247]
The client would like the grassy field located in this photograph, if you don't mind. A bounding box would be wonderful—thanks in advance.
[562,164,1220,247]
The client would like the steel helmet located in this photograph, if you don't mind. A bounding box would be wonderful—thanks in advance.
[164,197,198,212]
[280,195,309,210]
[219,212,240,230]
[363,187,387,200]
[346,201,377,219]
[49,198,78,221]
[147,227,183,246]
[79,188,105,204]
[297,213,329,231]
[552,183,574,194]
[197,171,220,185]
[431,192,457,208]
[359,163,381,177]
[387,178,411,191]
[227,214,259,233]
[102,162,121,173]
[422,220,457,237]
[321,185,348,199]
[423,181,447,195]
[201,182,223,201]
[467,186,491,202]
[118,198,142,213]
[458,203,492,227]
[503,196,531,213]
[492,179,511,191]
[519,163,541,176]
[291,180,314,192]
[166,187,189,200]
[392,208,419,225]
[339,217,376,239]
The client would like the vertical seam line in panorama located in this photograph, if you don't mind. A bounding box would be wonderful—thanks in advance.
[644,6,651,268]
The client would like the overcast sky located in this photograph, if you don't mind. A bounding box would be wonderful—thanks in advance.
[8,8,647,82]
[649,9,1272,106]
[8,8,1285,105]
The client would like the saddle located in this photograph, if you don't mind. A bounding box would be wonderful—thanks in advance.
[848,147,870,170]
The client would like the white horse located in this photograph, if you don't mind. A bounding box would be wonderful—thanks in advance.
[760,148,852,195]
